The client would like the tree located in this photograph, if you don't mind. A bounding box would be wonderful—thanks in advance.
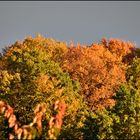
[62,40,127,111]
[0,36,88,139]
[86,57,140,139]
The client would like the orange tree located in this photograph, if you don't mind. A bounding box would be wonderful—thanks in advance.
[101,38,135,63]
[62,39,135,111]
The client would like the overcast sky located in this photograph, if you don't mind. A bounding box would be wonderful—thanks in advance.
[0,1,140,51]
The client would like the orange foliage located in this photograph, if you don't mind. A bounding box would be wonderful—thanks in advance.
[62,39,135,111]
[101,38,135,63]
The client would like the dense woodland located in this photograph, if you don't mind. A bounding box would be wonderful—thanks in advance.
[0,35,140,139]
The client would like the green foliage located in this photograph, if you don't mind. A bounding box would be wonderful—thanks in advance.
[0,35,139,139]
[112,85,140,139]
[0,36,87,139]
[88,58,140,139]
[126,58,140,88]
[86,83,140,139]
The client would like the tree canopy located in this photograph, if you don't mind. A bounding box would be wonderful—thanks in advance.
[0,35,139,139]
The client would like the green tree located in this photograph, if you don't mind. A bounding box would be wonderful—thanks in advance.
[0,36,88,139]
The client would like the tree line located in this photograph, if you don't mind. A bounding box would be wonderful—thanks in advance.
[0,35,140,139]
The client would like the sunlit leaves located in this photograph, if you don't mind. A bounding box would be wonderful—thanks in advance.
[0,35,87,139]
[90,57,140,139]
[62,39,130,110]
[0,35,138,139]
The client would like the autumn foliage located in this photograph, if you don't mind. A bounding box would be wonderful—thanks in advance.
[0,35,139,139]
[62,38,135,111]
[0,100,65,139]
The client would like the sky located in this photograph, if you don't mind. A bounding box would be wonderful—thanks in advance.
[0,1,140,52]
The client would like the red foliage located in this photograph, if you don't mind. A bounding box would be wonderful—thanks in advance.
[0,100,65,139]
[48,100,66,139]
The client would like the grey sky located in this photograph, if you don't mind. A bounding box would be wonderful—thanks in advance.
[0,1,140,51]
